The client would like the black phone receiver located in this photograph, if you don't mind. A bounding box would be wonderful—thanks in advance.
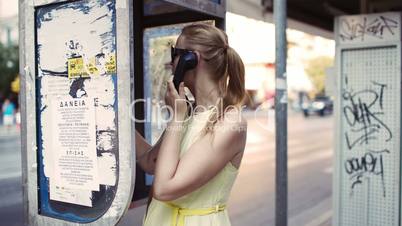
[173,51,198,92]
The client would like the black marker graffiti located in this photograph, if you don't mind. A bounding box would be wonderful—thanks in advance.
[342,81,392,150]
[69,77,88,98]
[340,15,398,41]
[345,149,389,197]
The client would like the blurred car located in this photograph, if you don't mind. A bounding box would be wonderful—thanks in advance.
[301,96,333,117]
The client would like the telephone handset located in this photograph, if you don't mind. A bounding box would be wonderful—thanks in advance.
[173,51,198,92]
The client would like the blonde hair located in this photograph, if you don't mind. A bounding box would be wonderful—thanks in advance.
[181,23,247,135]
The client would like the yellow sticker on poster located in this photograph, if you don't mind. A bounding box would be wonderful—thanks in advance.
[68,57,84,79]
[68,54,116,79]
[105,54,116,74]
[86,57,99,76]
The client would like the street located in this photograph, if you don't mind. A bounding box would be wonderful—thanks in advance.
[0,133,23,226]
[0,111,333,226]
[228,111,333,226]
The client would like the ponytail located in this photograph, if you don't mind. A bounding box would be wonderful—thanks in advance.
[203,46,248,136]
[223,47,246,107]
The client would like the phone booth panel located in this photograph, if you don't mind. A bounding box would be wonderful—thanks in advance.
[20,0,134,225]
[333,12,402,226]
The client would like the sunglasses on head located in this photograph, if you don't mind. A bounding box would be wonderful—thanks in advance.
[171,45,192,63]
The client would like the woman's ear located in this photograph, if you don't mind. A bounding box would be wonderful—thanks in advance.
[194,50,201,64]
[193,50,202,68]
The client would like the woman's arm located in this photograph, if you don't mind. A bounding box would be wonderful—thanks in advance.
[135,130,165,174]
[152,81,247,201]
[153,111,247,201]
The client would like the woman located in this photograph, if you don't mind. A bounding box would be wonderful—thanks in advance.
[136,23,247,226]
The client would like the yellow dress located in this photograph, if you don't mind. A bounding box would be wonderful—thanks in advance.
[142,108,239,226]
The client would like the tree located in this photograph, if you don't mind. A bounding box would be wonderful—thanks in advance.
[304,56,333,96]
[0,43,19,98]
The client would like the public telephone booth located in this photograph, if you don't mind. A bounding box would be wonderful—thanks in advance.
[125,1,226,224]
[131,0,226,203]
[19,0,226,225]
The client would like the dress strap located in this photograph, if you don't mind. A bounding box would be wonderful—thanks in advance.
[164,202,226,226]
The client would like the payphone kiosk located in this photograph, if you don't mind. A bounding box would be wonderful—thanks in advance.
[20,0,134,225]
[131,0,226,207]
[20,0,226,225]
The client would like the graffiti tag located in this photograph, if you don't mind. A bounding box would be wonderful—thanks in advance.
[340,15,398,41]
[345,149,389,197]
[342,81,392,150]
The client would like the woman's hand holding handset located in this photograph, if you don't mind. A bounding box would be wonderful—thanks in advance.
[164,80,188,122]
[135,80,186,175]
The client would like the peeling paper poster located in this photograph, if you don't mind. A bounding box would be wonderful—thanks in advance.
[36,0,119,218]
[51,97,99,191]
[50,184,93,207]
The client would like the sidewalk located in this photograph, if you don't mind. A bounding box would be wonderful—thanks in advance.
[289,196,332,226]
[0,125,20,138]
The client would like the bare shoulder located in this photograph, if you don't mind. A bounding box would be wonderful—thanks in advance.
[218,107,247,132]
[213,107,247,149]
[212,108,247,164]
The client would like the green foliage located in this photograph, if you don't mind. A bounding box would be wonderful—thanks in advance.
[304,56,333,96]
[0,43,19,97]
